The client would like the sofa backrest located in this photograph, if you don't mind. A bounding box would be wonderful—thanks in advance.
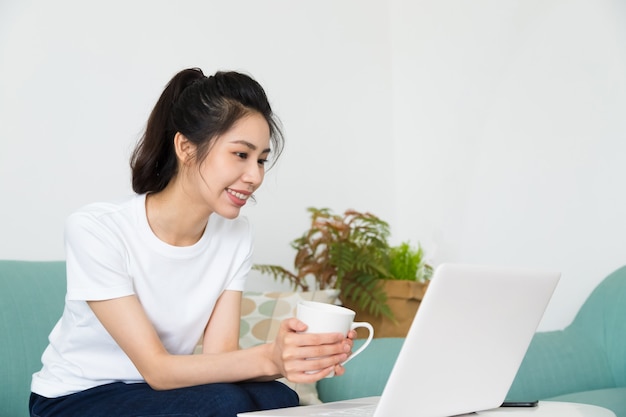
[0,260,67,417]
[507,265,626,401]
[570,265,626,386]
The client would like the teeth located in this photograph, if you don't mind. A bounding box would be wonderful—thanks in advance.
[227,189,249,200]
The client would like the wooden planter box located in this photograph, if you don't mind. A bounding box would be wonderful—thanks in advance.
[342,279,430,338]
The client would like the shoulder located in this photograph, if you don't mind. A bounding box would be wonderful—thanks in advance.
[65,194,141,241]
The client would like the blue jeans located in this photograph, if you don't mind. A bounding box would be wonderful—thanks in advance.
[29,381,299,417]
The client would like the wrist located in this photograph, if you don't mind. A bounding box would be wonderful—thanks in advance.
[260,342,282,378]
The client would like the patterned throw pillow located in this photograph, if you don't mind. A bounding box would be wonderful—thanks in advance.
[239,289,340,349]
[240,289,340,405]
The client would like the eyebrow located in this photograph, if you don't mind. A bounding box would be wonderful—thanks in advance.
[232,140,271,154]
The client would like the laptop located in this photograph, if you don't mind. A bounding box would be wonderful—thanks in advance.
[238,263,560,417]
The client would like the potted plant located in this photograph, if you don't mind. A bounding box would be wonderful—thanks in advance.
[253,207,393,318]
[342,240,433,338]
[253,207,433,336]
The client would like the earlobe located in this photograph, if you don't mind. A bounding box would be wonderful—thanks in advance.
[174,132,195,164]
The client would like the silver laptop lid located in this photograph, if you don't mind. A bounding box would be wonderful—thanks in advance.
[375,263,560,417]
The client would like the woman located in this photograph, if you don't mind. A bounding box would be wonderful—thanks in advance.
[30,68,355,417]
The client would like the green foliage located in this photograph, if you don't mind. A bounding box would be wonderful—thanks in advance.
[388,241,433,282]
[252,207,429,319]
[251,264,310,291]
[253,208,391,318]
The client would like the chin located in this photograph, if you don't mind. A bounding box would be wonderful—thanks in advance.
[217,207,242,220]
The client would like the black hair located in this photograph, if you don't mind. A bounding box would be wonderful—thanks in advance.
[130,68,283,194]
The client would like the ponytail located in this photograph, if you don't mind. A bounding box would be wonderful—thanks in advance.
[130,68,206,194]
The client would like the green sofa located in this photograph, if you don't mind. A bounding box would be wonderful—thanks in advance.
[1,261,625,417]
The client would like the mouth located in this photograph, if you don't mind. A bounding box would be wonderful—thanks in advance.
[226,188,251,204]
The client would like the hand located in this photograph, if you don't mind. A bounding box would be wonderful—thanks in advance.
[332,328,357,377]
[271,318,354,383]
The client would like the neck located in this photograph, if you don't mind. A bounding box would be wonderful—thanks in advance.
[145,186,210,247]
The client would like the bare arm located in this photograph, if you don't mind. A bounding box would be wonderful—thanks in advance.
[88,293,352,390]
[201,290,242,354]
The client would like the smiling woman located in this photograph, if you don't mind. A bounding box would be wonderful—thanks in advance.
[130,69,283,195]
[28,68,357,417]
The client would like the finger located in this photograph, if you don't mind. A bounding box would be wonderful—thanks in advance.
[282,317,307,333]
[280,331,342,352]
[299,354,346,376]
[296,342,350,361]
[333,363,346,376]
[295,332,346,347]
[285,366,335,384]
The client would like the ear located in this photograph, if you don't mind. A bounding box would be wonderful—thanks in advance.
[174,132,196,165]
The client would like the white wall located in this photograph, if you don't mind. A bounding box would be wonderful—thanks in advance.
[391,0,626,330]
[1,0,624,331]
[0,0,394,269]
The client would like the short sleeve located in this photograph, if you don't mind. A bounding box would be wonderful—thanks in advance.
[64,210,134,301]
[224,217,254,292]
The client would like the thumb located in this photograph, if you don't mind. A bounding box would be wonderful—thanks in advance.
[282,317,307,333]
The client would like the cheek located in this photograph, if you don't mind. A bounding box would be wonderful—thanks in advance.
[197,157,226,181]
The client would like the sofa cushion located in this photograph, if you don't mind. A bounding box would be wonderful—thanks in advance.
[506,329,614,401]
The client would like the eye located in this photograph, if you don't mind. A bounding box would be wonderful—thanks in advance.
[258,158,269,166]
[235,152,248,160]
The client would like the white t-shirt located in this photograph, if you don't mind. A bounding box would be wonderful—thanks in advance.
[31,194,252,397]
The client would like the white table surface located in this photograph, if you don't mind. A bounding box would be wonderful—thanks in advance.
[237,398,616,417]
[475,401,616,417]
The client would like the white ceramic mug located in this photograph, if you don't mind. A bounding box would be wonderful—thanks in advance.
[296,300,374,377]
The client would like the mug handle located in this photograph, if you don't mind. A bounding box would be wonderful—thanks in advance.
[342,322,374,366]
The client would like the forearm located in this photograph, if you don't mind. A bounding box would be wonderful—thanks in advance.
[88,296,351,390]
[144,343,281,390]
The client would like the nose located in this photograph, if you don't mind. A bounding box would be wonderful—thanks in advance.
[242,161,264,190]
